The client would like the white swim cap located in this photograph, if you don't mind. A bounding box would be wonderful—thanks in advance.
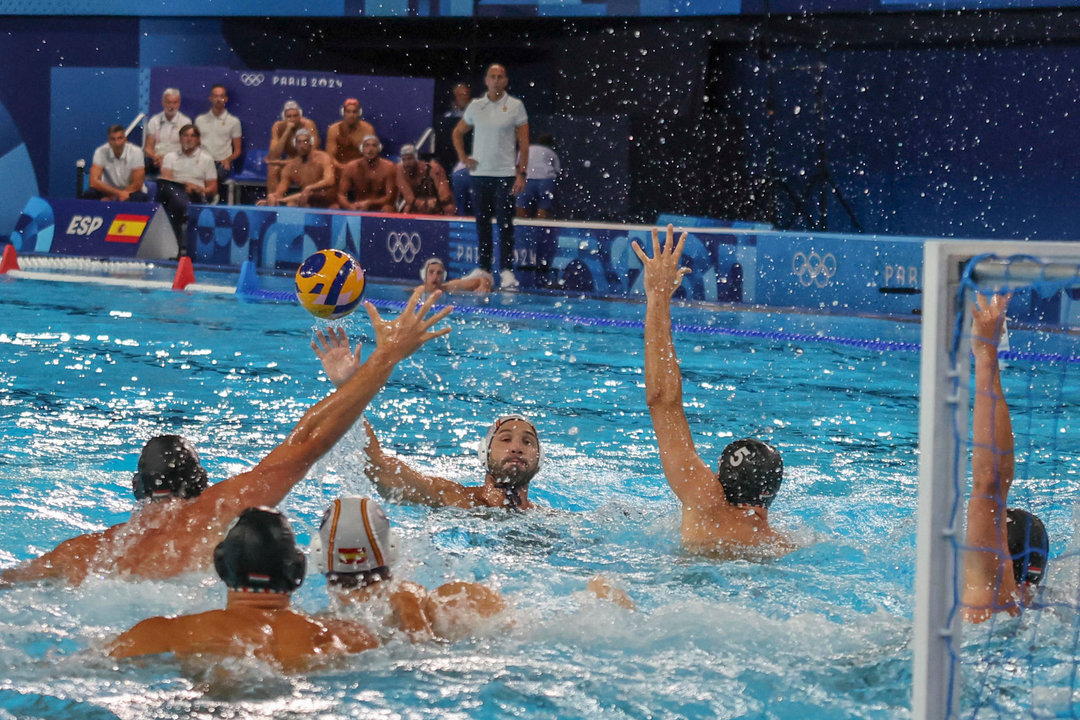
[311,496,398,575]
[477,414,543,472]
[420,257,446,282]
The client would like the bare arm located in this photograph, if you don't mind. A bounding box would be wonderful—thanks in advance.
[124,166,146,195]
[0,531,103,585]
[962,293,1018,621]
[396,166,415,213]
[337,166,355,210]
[310,327,474,507]
[144,133,160,165]
[325,124,341,165]
[513,123,529,195]
[452,120,476,171]
[87,164,118,198]
[631,226,720,508]
[194,290,452,523]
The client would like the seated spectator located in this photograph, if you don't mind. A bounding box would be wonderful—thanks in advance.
[158,123,217,255]
[325,98,376,171]
[85,124,148,202]
[515,132,560,219]
[267,100,321,192]
[443,82,472,120]
[259,129,337,209]
[415,257,493,295]
[194,84,242,188]
[143,88,191,174]
[337,136,397,212]
[107,507,378,672]
[396,144,456,215]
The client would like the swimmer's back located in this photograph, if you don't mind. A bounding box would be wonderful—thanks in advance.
[679,503,795,559]
[110,607,377,672]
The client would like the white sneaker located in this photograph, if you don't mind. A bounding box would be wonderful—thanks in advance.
[499,269,520,291]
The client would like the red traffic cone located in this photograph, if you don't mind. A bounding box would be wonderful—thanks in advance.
[0,244,19,274]
[172,256,195,290]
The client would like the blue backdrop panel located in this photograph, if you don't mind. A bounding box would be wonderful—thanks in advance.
[753,233,924,314]
[9,197,162,258]
[0,0,344,15]
[149,67,434,164]
[138,19,245,69]
[49,67,141,198]
[361,216,450,281]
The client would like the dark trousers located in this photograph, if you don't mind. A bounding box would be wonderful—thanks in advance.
[471,175,515,272]
[452,167,472,215]
[157,183,205,257]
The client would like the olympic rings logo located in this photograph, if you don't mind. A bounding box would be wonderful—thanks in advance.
[387,232,421,263]
[792,251,837,288]
[239,73,265,87]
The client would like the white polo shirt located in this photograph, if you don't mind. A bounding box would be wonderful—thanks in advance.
[162,147,217,186]
[463,92,528,178]
[91,142,146,190]
[145,110,192,158]
[194,109,242,163]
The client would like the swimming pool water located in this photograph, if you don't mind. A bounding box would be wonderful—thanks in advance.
[0,273,1076,719]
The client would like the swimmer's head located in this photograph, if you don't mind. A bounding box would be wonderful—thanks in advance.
[213,507,306,594]
[479,415,542,492]
[341,98,362,121]
[361,135,382,159]
[132,435,209,502]
[420,257,446,286]
[311,496,398,589]
[1007,508,1049,586]
[281,100,303,122]
[716,439,783,509]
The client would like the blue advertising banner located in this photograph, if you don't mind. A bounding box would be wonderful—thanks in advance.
[149,67,434,165]
[9,197,175,259]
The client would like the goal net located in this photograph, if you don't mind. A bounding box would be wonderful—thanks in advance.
[915,240,1080,719]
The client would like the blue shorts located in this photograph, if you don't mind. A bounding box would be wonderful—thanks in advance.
[516,178,555,211]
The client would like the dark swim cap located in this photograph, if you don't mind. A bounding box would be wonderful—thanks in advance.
[717,439,783,509]
[213,507,306,594]
[1006,508,1049,586]
[131,435,209,501]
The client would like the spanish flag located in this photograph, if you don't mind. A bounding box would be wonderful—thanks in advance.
[336,547,367,565]
[105,214,149,243]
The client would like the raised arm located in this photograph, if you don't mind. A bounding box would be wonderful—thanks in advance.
[196,289,452,520]
[311,326,475,507]
[631,226,720,507]
[962,293,1019,621]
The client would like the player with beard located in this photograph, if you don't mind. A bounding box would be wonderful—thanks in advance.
[312,328,541,510]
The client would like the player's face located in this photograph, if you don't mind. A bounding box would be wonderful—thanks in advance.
[161,94,181,116]
[209,87,228,110]
[343,103,361,125]
[401,154,417,172]
[424,262,445,288]
[107,130,127,155]
[179,128,200,153]
[295,133,313,155]
[362,138,380,160]
[485,66,508,96]
[284,108,301,124]
[453,85,471,108]
[487,420,540,483]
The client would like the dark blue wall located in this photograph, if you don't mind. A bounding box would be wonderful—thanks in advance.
[5,13,1080,241]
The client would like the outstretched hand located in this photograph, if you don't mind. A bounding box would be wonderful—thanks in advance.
[312,326,363,388]
[972,292,1011,353]
[631,224,691,299]
[366,288,453,364]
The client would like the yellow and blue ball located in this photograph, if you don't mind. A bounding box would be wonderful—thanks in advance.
[295,249,366,319]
